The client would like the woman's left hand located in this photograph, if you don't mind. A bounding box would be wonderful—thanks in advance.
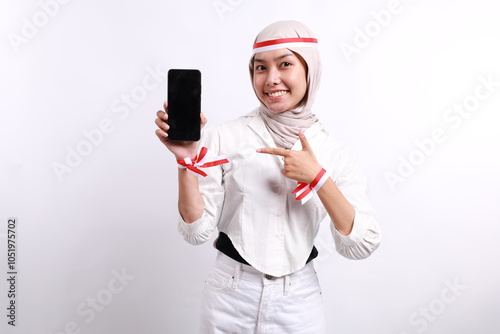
[257,129,322,183]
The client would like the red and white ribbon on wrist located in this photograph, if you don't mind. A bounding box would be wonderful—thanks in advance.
[177,147,229,177]
[292,168,329,205]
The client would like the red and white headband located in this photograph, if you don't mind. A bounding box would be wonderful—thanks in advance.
[252,37,318,54]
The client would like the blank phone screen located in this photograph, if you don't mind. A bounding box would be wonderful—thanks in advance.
[167,69,201,141]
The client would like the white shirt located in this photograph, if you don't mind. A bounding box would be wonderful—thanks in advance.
[178,109,382,277]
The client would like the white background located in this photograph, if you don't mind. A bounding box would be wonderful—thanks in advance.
[1,0,500,333]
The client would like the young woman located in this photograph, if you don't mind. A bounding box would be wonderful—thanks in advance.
[155,20,382,334]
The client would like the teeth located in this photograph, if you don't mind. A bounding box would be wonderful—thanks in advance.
[267,91,288,97]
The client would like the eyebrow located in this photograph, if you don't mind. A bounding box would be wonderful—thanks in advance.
[254,53,295,64]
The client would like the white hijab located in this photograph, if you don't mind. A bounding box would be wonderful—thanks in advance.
[249,20,322,149]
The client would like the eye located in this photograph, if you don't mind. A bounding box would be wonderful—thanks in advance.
[255,65,266,71]
[281,62,291,67]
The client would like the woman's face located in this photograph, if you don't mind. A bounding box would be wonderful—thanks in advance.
[252,49,307,114]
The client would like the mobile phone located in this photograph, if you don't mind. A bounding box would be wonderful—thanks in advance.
[167,69,201,141]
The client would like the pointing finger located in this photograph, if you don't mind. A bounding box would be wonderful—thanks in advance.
[256,147,290,156]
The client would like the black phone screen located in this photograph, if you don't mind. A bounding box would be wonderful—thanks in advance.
[167,69,201,141]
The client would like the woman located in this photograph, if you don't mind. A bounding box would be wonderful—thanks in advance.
[155,20,382,334]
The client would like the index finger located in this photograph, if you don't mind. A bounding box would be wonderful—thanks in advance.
[256,147,290,156]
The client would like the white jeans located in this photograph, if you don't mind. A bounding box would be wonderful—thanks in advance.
[199,252,327,334]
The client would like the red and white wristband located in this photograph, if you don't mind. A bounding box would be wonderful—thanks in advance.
[292,168,329,205]
[177,147,229,177]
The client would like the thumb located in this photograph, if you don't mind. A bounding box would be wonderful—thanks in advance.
[299,129,312,151]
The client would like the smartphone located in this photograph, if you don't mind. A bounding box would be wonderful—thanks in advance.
[167,69,201,141]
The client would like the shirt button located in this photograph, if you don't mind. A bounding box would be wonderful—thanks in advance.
[276,210,283,217]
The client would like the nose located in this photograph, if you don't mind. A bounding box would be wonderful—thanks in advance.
[265,67,281,86]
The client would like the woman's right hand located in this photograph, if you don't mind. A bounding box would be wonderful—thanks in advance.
[155,101,207,160]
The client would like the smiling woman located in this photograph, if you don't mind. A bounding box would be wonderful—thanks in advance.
[252,50,308,113]
[154,20,382,334]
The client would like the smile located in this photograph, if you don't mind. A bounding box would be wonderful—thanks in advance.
[266,90,289,97]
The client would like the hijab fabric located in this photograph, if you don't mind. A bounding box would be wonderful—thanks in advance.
[249,21,322,149]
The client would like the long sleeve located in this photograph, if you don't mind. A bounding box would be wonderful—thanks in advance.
[328,146,382,259]
[177,126,226,245]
